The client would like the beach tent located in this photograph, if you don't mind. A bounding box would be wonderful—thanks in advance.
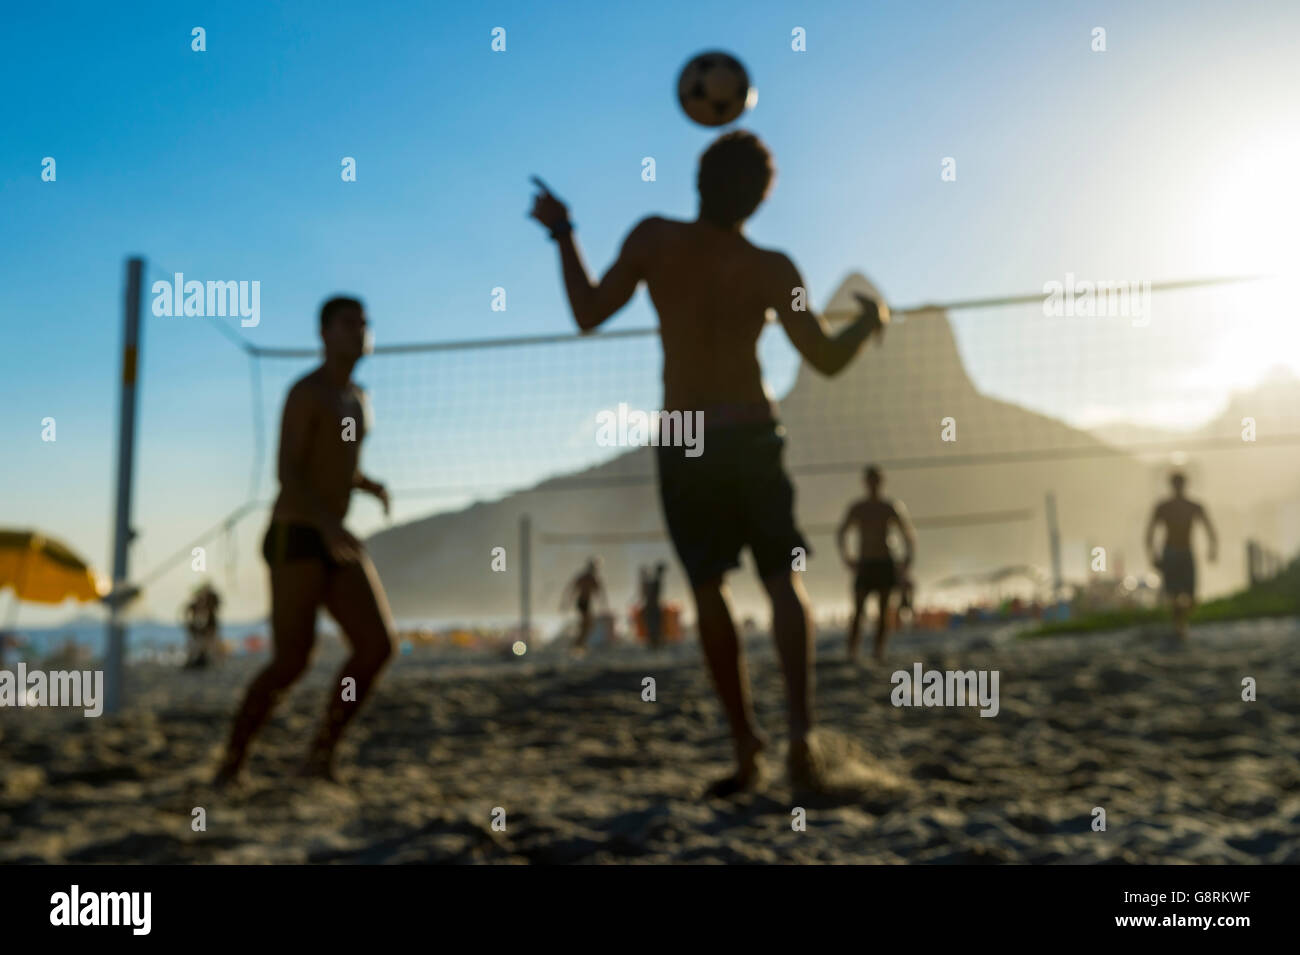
[0,529,107,609]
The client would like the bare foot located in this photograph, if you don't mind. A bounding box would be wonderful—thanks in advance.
[212,759,245,791]
[789,729,901,801]
[704,733,767,799]
[297,752,340,784]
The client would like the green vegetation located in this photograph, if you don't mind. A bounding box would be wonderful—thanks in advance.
[1028,557,1300,637]
[1029,607,1162,637]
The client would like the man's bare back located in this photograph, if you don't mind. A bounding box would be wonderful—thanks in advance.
[637,217,778,412]
[587,215,878,416]
[272,367,370,528]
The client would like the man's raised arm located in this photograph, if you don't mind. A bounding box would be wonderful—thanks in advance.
[769,253,885,376]
[530,177,653,332]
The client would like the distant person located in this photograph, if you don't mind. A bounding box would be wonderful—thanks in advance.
[1145,470,1217,640]
[837,466,916,663]
[562,558,605,651]
[215,297,395,787]
[530,130,887,796]
[641,562,668,649]
[183,582,222,669]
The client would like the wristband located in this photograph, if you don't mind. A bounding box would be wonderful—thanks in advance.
[549,220,574,240]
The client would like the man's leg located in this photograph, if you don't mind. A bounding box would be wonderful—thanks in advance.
[187,627,204,668]
[846,582,867,662]
[1172,594,1191,640]
[309,554,396,777]
[761,572,814,742]
[761,560,896,796]
[766,571,864,790]
[194,627,211,668]
[693,577,765,793]
[575,606,592,649]
[872,588,892,662]
[216,562,323,783]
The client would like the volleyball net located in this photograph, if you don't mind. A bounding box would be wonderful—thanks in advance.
[247,274,1295,499]
[121,263,1299,644]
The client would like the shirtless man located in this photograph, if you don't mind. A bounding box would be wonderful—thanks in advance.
[215,297,395,785]
[530,130,886,795]
[562,558,605,651]
[837,465,915,663]
[1145,470,1217,640]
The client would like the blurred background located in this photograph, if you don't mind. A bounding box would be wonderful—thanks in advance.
[2,0,1298,656]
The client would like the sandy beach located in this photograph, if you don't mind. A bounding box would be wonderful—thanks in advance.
[2,618,1297,864]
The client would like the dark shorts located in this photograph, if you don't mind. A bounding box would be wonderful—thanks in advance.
[656,420,808,587]
[1160,548,1196,597]
[576,595,590,616]
[262,522,342,571]
[855,557,897,595]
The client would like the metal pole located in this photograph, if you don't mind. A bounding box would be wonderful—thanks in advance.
[520,514,531,646]
[105,257,144,713]
[1045,493,1062,601]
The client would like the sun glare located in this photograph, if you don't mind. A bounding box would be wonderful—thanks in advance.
[1194,132,1300,388]
[1197,131,1300,275]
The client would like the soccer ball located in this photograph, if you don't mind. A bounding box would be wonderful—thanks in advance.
[676,51,756,127]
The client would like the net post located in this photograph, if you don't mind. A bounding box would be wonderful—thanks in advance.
[520,514,531,648]
[1045,492,1062,602]
[105,256,144,714]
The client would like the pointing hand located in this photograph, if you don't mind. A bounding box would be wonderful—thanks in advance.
[528,176,570,231]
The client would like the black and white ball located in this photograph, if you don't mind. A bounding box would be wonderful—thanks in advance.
[676,51,756,127]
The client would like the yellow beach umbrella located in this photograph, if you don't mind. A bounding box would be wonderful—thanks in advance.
[0,529,107,605]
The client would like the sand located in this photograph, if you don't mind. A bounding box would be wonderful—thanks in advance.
[1,617,1297,864]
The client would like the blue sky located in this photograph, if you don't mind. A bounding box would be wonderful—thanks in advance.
[2,0,1297,624]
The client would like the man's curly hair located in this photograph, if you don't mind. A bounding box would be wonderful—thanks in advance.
[697,130,775,227]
